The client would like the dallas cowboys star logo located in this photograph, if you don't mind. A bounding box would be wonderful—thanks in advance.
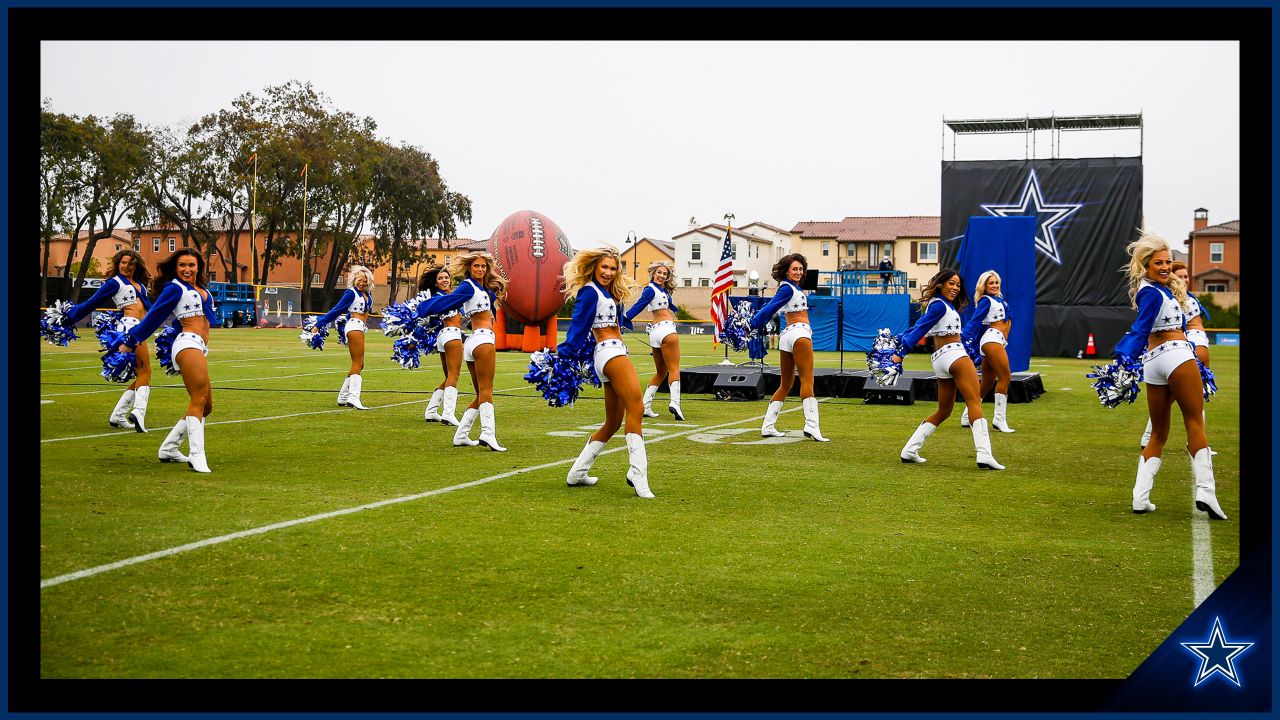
[1181,617,1254,687]
[979,168,1083,266]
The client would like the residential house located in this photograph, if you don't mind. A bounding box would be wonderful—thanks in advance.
[790,216,941,298]
[1185,208,1239,308]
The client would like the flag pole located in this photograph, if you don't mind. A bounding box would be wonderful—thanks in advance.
[717,212,735,366]
[249,152,258,285]
[300,163,308,289]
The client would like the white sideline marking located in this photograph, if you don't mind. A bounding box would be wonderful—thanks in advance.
[1191,500,1216,607]
[39,404,810,589]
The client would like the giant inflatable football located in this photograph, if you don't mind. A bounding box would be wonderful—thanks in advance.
[487,210,573,325]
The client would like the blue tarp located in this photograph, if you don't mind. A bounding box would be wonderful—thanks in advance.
[956,216,1037,373]
[791,294,911,352]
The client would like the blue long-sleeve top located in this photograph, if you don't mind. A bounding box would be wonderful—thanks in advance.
[123,280,214,349]
[413,279,496,322]
[623,285,680,322]
[556,283,620,360]
[1113,283,1188,358]
[961,295,1010,345]
[315,288,372,328]
[899,298,954,350]
[65,275,153,322]
[749,283,796,331]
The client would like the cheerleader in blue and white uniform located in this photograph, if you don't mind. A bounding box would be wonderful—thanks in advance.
[895,268,1004,469]
[1117,235,1225,518]
[622,261,686,421]
[559,247,654,498]
[115,248,216,473]
[1139,260,1215,455]
[62,249,154,431]
[314,266,375,410]
[417,266,464,426]
[959,270,1016,433]
[749,253,829,442]
[413,251,509,451]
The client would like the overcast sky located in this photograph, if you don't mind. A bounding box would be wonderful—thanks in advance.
[41,40,1239,251]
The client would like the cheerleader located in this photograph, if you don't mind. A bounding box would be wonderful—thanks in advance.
[314,266,375,411]
[622,261,685,421]
[559,248,653,497]
[959,270,1016,433]
[1116,235,1225,518]
[62,249,154,431]
[413,252,509,451]
[748,253,828,442]
[417,267,464,426]
[895,268,1004,469]
[1140,260,1214,455]
[116,248,216,472]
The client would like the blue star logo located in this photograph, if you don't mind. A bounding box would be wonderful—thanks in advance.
[979,169,1083,266]
[1181,617,1254,687]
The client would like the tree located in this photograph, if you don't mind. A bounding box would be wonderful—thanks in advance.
[138,125,220,270]
[40,102,92,302]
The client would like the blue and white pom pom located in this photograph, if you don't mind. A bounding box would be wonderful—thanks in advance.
[90,310,124,348]
[300,317,329,350]
[335,316,349,346]
[524,349,601,408]
[866,328,909,387]
[1086,355,1143,408]
[413,320,442,358]
[154,325,181,376]
[40,301,80,347]
[963,336,983,370]
[1198,359,1217,402]
[390,336,423,370]
[720,300,758,352]
[97,329,137,383]
[380,301,419,338]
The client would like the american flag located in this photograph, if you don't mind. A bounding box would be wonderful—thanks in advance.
[709,224,734,343]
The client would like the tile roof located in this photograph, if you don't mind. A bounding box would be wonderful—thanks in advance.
[1191,220,1239,236]
[792,216,940,241]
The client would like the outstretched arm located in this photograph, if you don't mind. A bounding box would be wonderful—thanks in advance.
[415,282,474,319]
[750,284,793,330]
[123,283,182,349]
[315,289,356,328]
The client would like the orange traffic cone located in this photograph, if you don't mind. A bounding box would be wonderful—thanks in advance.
[1085,333,1097,357]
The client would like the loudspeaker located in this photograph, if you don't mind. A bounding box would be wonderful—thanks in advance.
[801,269,820,290]
[863,374,916,405]
[712,370,769,401]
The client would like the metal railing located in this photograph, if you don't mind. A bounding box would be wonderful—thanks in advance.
[815,270,909,296]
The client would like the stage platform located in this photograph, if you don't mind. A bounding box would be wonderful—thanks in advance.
[672,364,1045,404]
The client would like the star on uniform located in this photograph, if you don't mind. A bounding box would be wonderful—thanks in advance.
[1181,617,1254,687]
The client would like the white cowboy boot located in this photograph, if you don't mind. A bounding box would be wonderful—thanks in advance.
[128,385,150,433]
[477,402,507,452]
[1191,448,1227,520]
[185,416,211,473]
[1131,455,1160,513]
[960,405,970,428]
[1139,417,1152,448]
[900,421,936,464]
[1203,411,1217,456]
[668,381,686,421]
[157,418,189,464]
[642,385,661,418]
[971,418,1005,470]
[624,432,654,498]
[992,393,1015,433]
[347,374,370,410]
[109,388,136,428]
[453,407,480,447]
[802,397,829,442]
[566,439,606,486]
[337,376,352,407]
[424,388,444,422]
[440,386,460,426]
[761,400,785,437]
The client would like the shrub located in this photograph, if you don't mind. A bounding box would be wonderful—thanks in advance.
[1196,293,1240,329]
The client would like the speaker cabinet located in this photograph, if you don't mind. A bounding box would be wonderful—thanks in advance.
[712,370,769,401]
[862,374,916,405]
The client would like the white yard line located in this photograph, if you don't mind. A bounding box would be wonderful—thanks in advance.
[39,404,809,589]
[1191,499,1216,607]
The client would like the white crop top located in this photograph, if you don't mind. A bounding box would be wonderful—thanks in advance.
[641,283,672,312]
[1140,279,1186,332]
[982,295,1008,323]
[590,282,618,328]
[348,290,371,314]
[111,276,143,309]
[925,298,963,337]
[1182,294,1202,322]
[780,281,808,313]
[172,280,208,320]
[460,278,493,318]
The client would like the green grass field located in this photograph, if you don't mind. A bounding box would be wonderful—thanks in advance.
[38,330,1240,678]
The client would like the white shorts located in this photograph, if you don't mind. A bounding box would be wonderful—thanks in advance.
[593,339,629,382]
[779,323,812,353]
[647,320,677,348]
[171,332,209,370]
[342,318,367,341]
[116,316,141,333]
[1141,340,1197,386]
[979,327,1007,356]
[463,328,495,362]
[1186,329,1209,349]
[436,326,463,353]
[930,342,970,379]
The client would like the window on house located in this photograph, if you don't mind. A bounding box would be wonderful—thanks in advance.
[1209,242,1224,263]
[134,238,141,251]
[731,243,737,260]
[908,279,917,289]
[683,278,692,287]
[691,243,701,261]
[699,278,709,287]
[208,270,217,281]
[115,244,122,251]
[1205,282,1227,293]
[822,242,830,257]
[846,244,855,256]
[918,242,938,262]
[168,237,176,252]
[153,238,160,253]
